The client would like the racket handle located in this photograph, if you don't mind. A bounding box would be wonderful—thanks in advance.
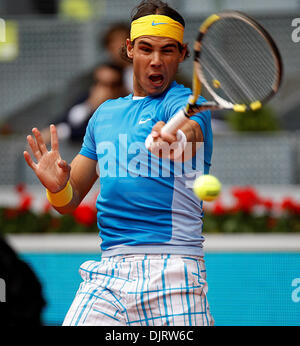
[161,108,189,136]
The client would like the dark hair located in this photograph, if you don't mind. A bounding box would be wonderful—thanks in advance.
[131,0,185,27]
[121,0,190,62]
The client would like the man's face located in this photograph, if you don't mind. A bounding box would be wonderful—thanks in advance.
[126,36,186,97]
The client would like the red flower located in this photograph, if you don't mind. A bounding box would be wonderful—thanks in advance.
[296,204,300,215]
[281,197,300,214]
[19,195,32,212]
[73,205,97,226]
[15,183,33,212]
[15,183,26,194]
[231,186,261,213]
[261,198,274,211]
[212,200,226,215]
[281,197,294,210]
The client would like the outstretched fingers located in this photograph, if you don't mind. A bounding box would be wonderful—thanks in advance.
[26,133,42,161]
[32,127,48,155]
[50,124,59,152]
[23,150,37,171]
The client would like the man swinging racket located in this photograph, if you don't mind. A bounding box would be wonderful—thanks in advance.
[24,0,214,326]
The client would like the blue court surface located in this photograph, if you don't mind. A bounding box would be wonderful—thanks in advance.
[20,252,300,326]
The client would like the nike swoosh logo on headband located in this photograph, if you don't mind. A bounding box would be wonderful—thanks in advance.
[152,21,168,26]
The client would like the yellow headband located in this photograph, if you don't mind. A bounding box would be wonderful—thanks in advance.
[130,15,184,44]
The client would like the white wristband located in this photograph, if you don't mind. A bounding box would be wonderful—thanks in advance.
[172,129,187,160]
[145,129,187,160]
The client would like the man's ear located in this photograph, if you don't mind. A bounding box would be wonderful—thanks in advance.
[126,38,134,59]
[179,43,187,63]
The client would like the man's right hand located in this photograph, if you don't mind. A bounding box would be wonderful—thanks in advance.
[23,124,71,193]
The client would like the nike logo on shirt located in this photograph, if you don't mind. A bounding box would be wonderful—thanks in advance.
[139,118,152,125]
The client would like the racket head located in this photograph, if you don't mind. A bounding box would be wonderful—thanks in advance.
[194,11,283,112]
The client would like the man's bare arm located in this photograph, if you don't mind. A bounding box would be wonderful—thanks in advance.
[55,154,98,214]
[24,125,98,214]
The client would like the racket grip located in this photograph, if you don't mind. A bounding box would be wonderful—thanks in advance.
[161,108,188,136]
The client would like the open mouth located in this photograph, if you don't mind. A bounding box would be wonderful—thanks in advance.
[149,74,164,86]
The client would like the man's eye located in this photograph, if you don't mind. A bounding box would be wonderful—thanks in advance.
[141,47,151,52]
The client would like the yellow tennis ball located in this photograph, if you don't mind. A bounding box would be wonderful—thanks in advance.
[193,174,222,202]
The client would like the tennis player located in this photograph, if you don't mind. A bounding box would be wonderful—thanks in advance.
[24,0,214,326]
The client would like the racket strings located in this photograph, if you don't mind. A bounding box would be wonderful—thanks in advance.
[200,42,257,102]
[203,39,274,102]
[235,19,278,90]
[203,38,275,104]
[227,19,277,92]
[223,23,276,95]
[199,17,279,105]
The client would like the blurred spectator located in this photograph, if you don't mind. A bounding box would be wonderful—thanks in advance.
[101,22,133,93]
[41,62,126,144]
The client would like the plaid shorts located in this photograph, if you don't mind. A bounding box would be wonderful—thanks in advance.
[62,254,214,326]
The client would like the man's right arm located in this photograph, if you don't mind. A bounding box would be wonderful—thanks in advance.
[54,154,98,214]
[24,125,98,214]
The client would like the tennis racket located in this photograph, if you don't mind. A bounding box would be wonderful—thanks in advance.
[161,10,283,136]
